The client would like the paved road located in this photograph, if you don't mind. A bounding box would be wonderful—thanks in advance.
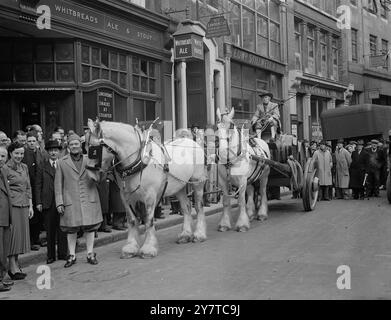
[3,193,391,300]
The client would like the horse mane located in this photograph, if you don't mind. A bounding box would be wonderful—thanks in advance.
[99,121,136,140]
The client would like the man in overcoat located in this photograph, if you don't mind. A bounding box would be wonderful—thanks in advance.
[55,134,102,268]
[366,139,385,197]
[335,139,352,200]
[0,146,13,291]
[312,140,333,201]
[349,140,367,199]
[23,130,45,250]
[35,140,68,264]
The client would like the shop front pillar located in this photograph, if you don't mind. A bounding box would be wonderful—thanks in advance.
[224,42,232,112]
[303,93,311,140]
[177,61,188,129]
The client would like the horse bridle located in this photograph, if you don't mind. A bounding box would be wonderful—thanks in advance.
[86,128,147,180]
[216,114,242,167]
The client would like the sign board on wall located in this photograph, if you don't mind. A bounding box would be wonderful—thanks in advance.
[174,34,204,60]
[98,90,113,121]
[205,16,230,39]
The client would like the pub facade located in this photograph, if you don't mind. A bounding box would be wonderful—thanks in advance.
[0,0,172,139]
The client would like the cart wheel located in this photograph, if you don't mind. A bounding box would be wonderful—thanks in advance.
[387,172,391,204]
[302,157,319,212]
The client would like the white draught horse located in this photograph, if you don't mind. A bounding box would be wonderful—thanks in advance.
[85,119,207,258]
[216,108,271,232]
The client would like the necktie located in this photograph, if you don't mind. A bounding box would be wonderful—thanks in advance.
[52,161,56,169]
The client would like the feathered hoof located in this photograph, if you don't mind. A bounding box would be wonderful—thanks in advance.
[138,247,158,259]
[192,234,207,243]
[176,234,192,244]
[218,225,230,232]
[236,225,249,232]
[256,215,268,222]
[120,244,139,259]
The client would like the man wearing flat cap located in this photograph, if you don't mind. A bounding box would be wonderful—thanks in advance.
[366,139,385,197]
[55,134,102,268]
[36,139,68,264]
[251,92,281,142]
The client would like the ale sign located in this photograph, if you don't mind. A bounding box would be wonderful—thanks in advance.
[174,34,204,60]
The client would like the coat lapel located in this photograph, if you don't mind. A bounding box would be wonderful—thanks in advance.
[64,155,79,174]
[44,161,55,177]
[80,155,87,176]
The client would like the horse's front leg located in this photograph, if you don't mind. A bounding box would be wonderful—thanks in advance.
[218,181,232,232]
[192,182,207,243]
[176,188,193,244]
[235,176,250,232]
[246,184,256,222]
[257,166,270,221]
[120,194,141,259]
[139,203,158,258]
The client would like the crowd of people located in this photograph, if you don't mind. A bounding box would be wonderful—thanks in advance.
[298,138,388,201]
[0,125,130,292]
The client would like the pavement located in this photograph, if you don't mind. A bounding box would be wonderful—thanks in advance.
[19,201,238,267]
[5,190,391,300]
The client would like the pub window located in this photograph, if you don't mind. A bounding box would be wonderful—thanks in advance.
[243,7,256,52]
[133,99,156,122]
[256,15,269,57]
[0,40,75,83]
[351,28,358,62]
[81,44,127,89]
[132,57,157,94]
[270,21,280,60]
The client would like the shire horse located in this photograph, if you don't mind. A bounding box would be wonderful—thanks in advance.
[85,119,206,258]
[216,108,270,232]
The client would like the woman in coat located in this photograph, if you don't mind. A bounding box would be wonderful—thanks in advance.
[335,139,352,199]
[312,140,333,201]
[4,142,34,280]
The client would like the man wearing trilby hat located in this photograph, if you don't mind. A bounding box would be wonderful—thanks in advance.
[251,92,281,141]
[366,139,385,197]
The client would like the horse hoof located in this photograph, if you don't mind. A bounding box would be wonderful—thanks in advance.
[121,245,139,259]
[257,215,268,222]
[139,248,158,259]
[176,235,192,244]
[236,226,249,232]
[192,234,207,243]
[218,226,230,232]
[248,215,255,222]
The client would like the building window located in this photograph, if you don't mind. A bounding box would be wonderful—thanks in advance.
[380,1,388,18]
[132,57,157,94]
[227,0,241,47]
[81,44,127,89]
[367,0,378,14]
[294,20,302,70]
[382,39,389,69]
[227,0,281,61]
[320,32,328,77]
[370,34,377,56]
[0,40,74,83]
[351,28,358,62]
[307,26,316,74]
[231,62,282,119]
[332,37,339,80]
[243,7,256,52]
[133,99,156,121]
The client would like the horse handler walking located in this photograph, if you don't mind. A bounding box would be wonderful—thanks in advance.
[55,134,102,268]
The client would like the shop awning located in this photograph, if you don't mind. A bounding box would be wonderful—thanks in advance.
[320,104,391,140]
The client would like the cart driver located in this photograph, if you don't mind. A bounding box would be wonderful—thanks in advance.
[251,92,281,142]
